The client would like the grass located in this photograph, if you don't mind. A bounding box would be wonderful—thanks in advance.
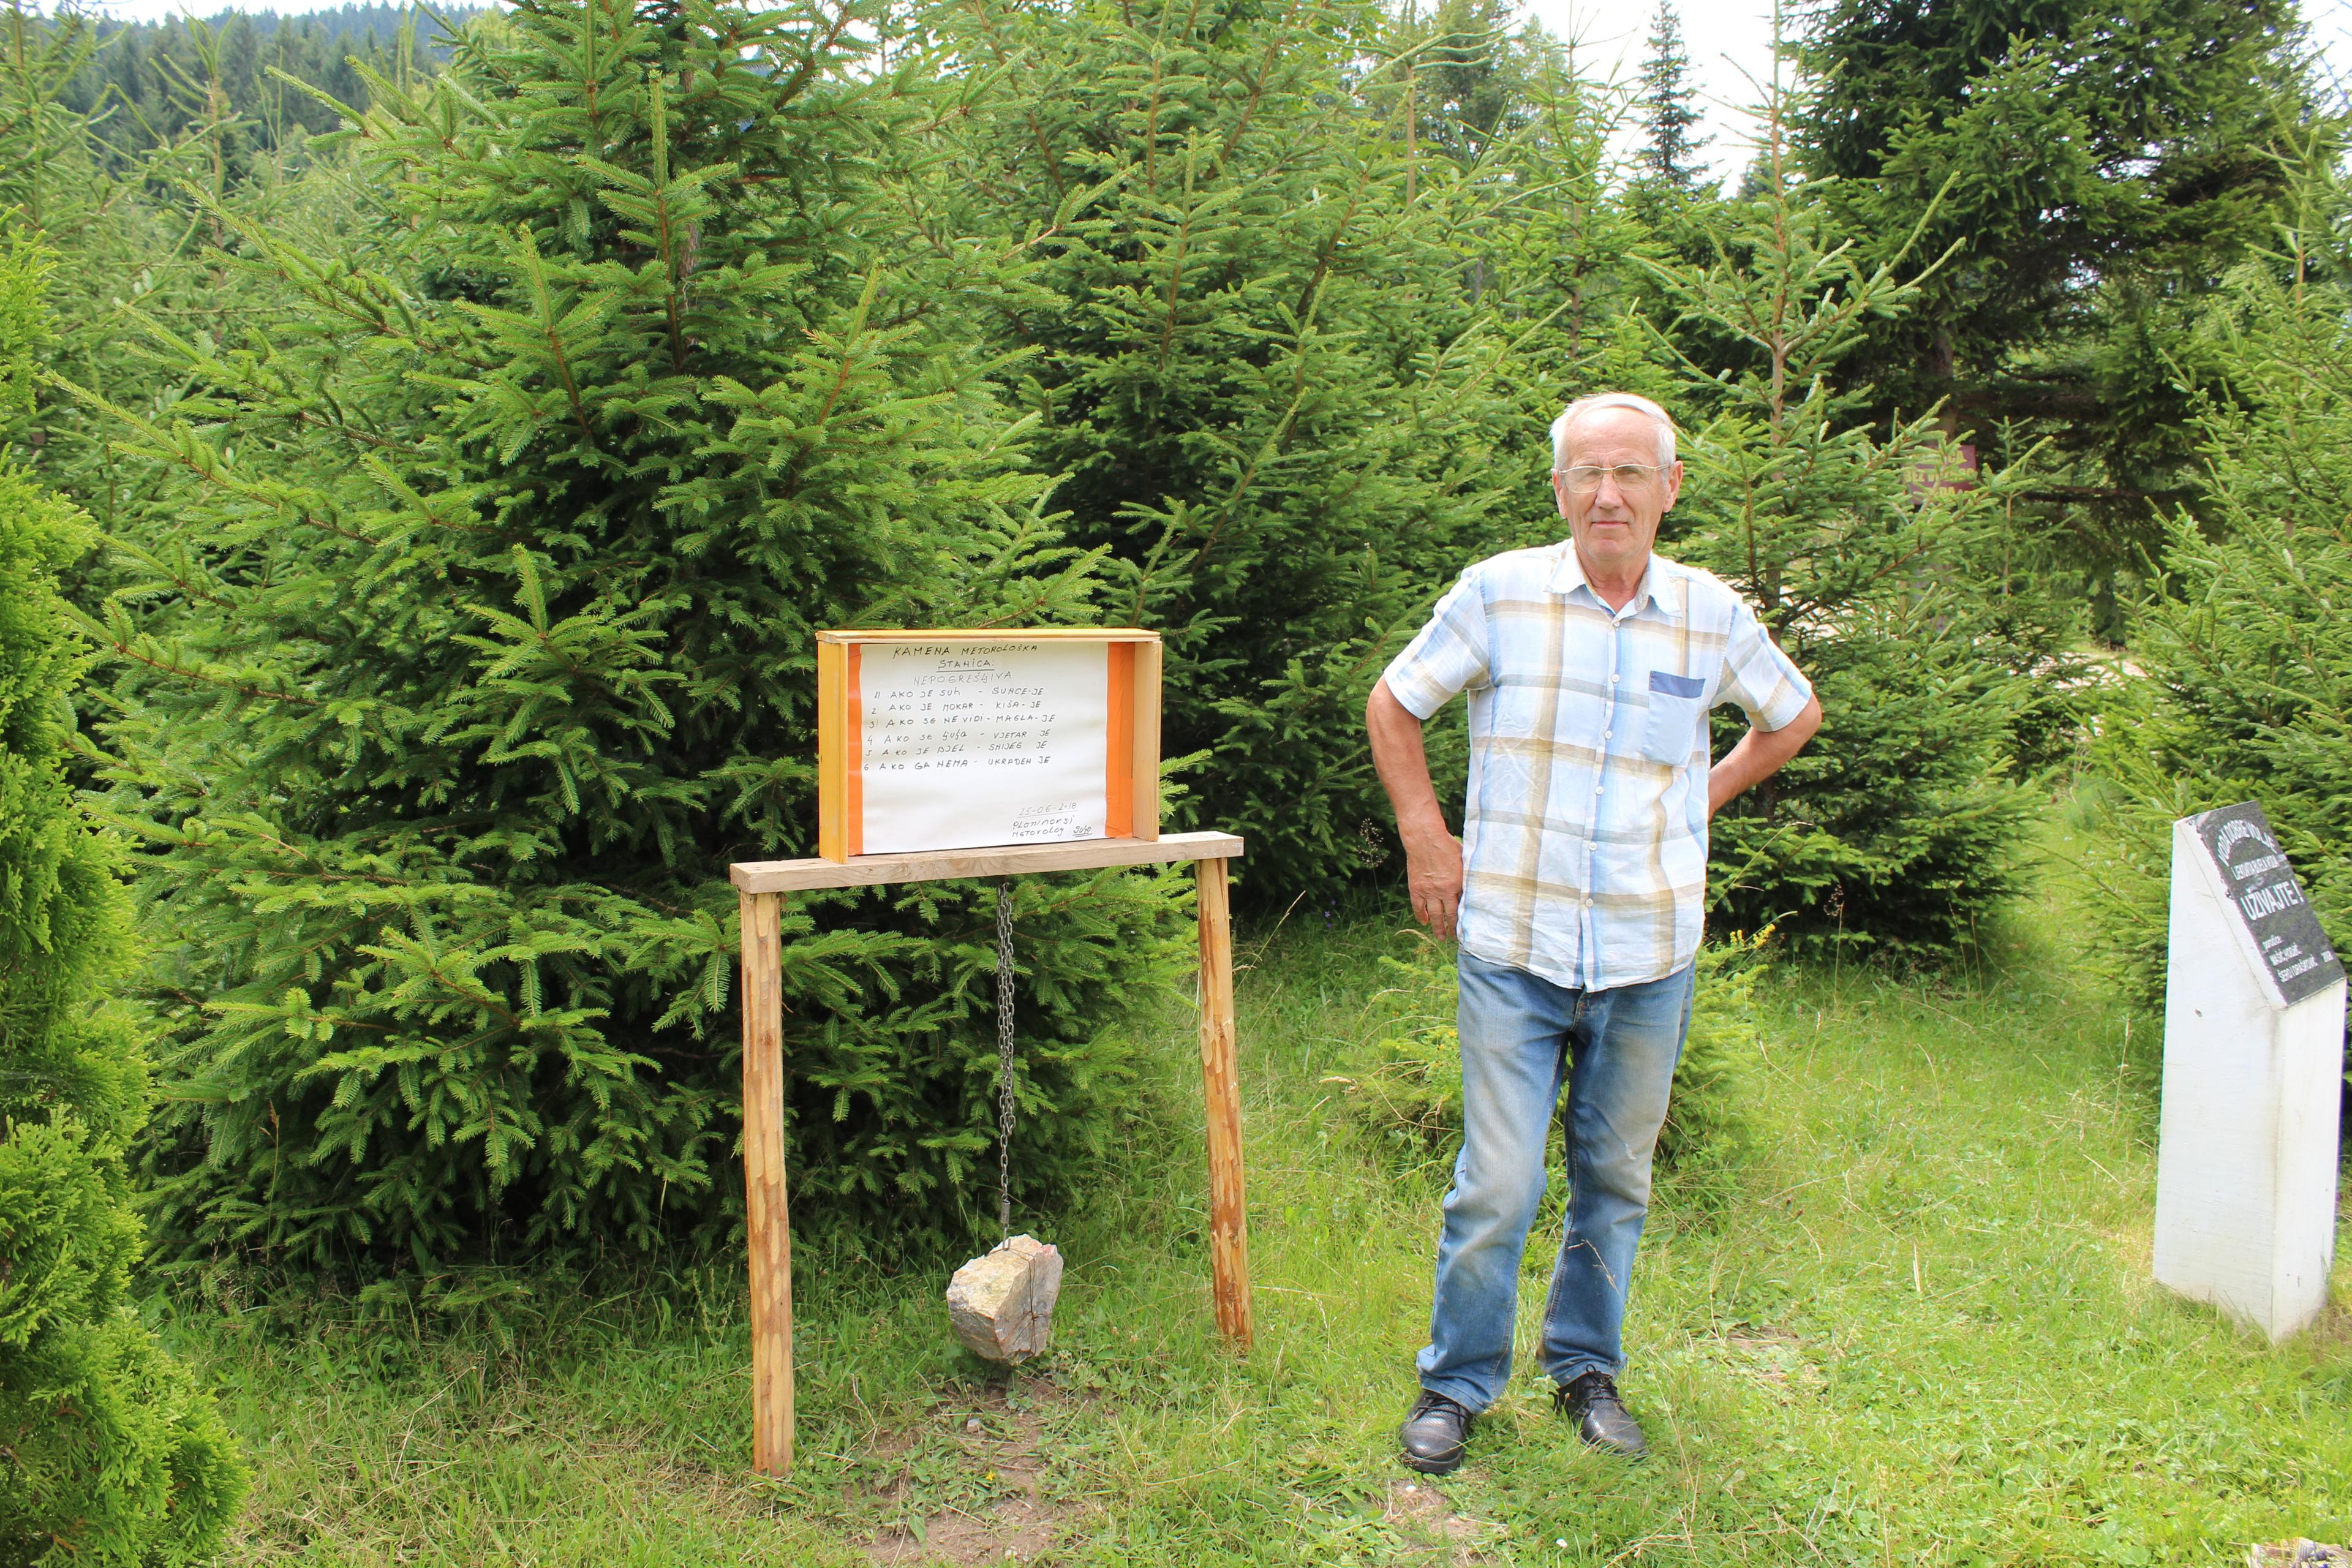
[159,844,2352,1566]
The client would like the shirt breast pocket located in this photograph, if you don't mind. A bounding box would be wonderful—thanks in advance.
[1639,670,1708,766]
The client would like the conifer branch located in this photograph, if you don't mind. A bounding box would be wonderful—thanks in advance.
[510,226,596,448]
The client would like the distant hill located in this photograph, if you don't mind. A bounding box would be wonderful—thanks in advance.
[41,4,484,169]
[145,4,481,52]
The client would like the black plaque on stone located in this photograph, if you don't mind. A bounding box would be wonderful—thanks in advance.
[2191,801,2345,1006]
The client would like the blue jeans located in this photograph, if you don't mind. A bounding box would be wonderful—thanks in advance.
[1415,950,1695,1412]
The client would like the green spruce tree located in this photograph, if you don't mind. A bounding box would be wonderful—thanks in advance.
[77,0,1188,1268]
[929,0,1528,897]
[1,0,282,549]
[1795,0,2323,584]
[2079,144,2352,1065]
[1647,80,2045,957]
[1634,0,1709,200]
[1475,32,1672,424]
[1370,0,1544,168]
[0,232,246,1568]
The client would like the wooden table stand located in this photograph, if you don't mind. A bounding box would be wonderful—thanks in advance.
[729,831,1253,1477]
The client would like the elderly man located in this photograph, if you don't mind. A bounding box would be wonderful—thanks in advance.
[1366,392,1821,1475]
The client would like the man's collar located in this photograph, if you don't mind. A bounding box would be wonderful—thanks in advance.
[1547,543,1681,619]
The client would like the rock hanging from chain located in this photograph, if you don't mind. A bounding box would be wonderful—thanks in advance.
[946,1234,1064,1363]
[944,882,1064,1363]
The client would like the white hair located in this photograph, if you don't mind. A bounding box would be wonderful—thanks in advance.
[1551,393,1678,470]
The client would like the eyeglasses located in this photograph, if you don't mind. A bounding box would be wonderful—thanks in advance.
[1555,463,1667,494]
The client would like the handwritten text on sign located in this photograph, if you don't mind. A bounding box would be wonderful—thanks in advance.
[858,642,1110,854]
[2193,801,2345,1006]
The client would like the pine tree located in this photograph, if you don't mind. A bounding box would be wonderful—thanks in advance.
[1634,0,1709,198]
[2079,146,2352,1071]
[77,0,1189,1268]
[1,1,282,546]
[1370,0,1543,168]
[1795,0,2323,578]
[929,0,1526,897]
[0,232,246,1568]
[1646,81,2045,957]
[1476,31,1668,409]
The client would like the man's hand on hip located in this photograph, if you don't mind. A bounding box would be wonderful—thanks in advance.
[1403,829,1466,941]
[1706,692,1823,818]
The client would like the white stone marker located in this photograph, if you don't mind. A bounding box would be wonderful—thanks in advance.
[2154,802,2346,1342]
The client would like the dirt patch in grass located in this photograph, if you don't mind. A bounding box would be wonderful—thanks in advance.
[1380,1477,1494,1564]
[1706,1322,1825,1399]
[862,1374,1088,1566]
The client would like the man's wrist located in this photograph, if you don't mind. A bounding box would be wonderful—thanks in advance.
[1400,821,1457,852]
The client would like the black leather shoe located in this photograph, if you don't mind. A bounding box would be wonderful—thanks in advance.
[1554,1370,1647,1458]
[1398,1389,1476,1474]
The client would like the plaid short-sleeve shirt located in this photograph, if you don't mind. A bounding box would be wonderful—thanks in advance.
[1382,543,1812,992]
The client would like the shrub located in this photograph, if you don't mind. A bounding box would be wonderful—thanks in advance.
[78,0,1189,1268]
[0,237,246,1567]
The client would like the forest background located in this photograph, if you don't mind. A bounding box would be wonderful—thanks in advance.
[1,0,2349,1559]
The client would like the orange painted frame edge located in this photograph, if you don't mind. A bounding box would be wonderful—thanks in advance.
[1131,637,1163,841]
[843,644,865,858]
[816,641,848,863]
[1106,643,1136,838]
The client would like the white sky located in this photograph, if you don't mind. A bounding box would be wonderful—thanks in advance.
[1523,0,2352,187]
[74,0,2352,175]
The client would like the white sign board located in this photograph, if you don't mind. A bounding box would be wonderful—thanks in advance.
[2152,802,2345,1342]
[816,631,1159,862]
[859,641,1111,854]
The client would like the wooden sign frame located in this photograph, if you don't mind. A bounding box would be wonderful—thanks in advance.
[729,831,1253,1478]
[816,630,1163,864]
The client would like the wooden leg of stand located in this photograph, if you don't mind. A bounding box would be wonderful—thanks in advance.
[1194,856,1254,1349]
[741,890,794,1477]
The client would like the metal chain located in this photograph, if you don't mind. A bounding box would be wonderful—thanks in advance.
[994,876,1017,1241]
